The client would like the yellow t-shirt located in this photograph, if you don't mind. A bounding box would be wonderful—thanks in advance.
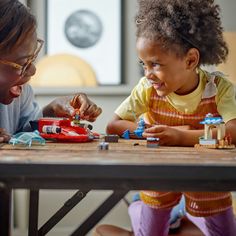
[115,69,236,123]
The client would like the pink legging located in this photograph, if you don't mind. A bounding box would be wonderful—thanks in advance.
[128,201,236,236]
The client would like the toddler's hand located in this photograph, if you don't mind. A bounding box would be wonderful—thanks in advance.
[143,125,182,146]
[0,128,11,143]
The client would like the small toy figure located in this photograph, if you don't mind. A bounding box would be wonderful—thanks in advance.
[9,130,45,147]
[195,113,235,149]
[71,109,81,126]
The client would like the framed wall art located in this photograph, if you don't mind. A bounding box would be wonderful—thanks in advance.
[44,0,122,86]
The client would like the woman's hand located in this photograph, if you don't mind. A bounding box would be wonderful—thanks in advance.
[143,125,183,146]
[43,93,102,122]
[70,94,102,122]
[0,128,11,143]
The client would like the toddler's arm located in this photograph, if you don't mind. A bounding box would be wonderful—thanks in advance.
[225,119,236,144]
[106,114,137,136]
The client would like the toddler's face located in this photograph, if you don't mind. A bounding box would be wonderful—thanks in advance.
[0,31,39,104]
[136,37,197,96]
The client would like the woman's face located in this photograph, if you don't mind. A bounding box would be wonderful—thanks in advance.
[0,31,38,104]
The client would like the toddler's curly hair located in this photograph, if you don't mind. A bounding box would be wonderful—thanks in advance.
[135,0,228,65]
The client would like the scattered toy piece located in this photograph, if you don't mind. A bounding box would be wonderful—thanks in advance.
[146,137,159,148]
[104,134,119,143]
[98,142,109,150]
[122,129,130,139]
[9,130,45,147]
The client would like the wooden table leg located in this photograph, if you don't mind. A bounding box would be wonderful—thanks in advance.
[28,189,39,236]
[0,184,12,236]
[71,190,128,236]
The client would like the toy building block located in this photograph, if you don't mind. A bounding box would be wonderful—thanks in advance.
[146,137,159,148]
[104,134,119,143]
[42,125,61,134]
[122,129,130,139]
[122,118,146,139]
[98,142,109,150]
[195,113,235,149]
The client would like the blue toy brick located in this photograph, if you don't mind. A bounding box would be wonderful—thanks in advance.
[122,129,130,139]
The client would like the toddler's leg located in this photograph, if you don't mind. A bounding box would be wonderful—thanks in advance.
[128,200,171,236]
[187,207,236,236]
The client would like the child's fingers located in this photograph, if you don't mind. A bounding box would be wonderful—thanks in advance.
[145,125,166,133]
[142,125,167,139]
[144,123,152,128]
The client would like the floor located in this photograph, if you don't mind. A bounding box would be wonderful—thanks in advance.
[14,220,204,236]
[169,217,204,236]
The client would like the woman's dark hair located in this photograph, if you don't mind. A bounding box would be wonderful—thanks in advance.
[0,0,37,54]
[135,0,228,65]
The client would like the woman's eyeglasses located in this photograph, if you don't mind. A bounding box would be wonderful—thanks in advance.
[0,39,44,77]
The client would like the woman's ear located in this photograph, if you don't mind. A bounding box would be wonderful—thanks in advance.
[185,48,200,70]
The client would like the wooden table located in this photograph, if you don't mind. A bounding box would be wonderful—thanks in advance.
[0,139,236,236]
